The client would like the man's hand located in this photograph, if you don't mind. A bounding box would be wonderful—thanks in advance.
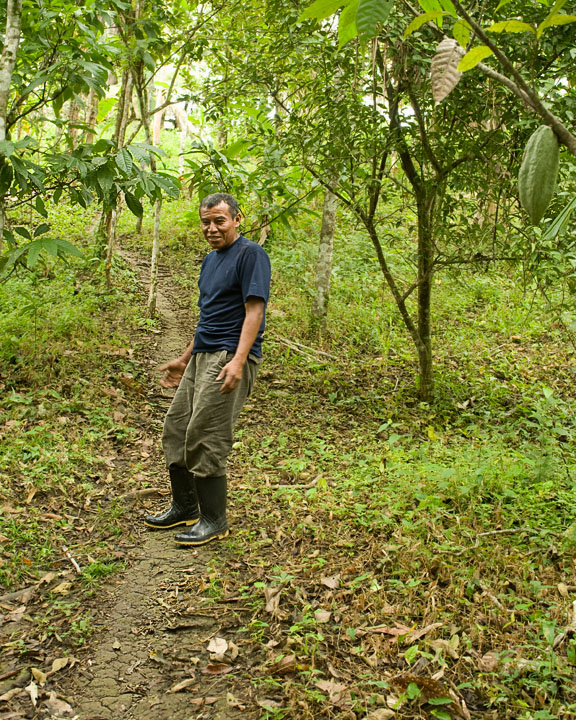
[217,356,244,394]
[159,358,188,388]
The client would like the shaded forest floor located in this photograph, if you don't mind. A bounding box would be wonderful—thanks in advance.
[2,217,576,720]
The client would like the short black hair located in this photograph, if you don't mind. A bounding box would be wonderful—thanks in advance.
[199,193,240,218]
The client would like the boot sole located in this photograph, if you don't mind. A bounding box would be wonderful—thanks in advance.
[174,529,230,546]
[144,518,199,529]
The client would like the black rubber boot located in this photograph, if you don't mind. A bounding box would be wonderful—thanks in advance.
[174,475,229,546]
[144,466,200,529]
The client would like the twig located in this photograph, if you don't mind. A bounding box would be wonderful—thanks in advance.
[270,335,339,360]
[62,546,81,574]
[439,527,530,556]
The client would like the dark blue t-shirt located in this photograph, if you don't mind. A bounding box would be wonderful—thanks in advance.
[193,235,271,358]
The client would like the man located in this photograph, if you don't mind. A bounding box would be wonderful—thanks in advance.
[144,193,271,547]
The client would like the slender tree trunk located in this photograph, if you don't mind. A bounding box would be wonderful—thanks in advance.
[85,89,99,144]
[0,0,23,251]
[133,64,164,316]
[310,188,338,332]
[99,69,133,269]
[147,198,162,315]
[416,193,434,402]
[104,209,118,287]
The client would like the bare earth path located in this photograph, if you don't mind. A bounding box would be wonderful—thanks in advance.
[63,253,261,720]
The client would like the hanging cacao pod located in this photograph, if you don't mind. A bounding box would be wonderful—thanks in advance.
[518,125,560,225]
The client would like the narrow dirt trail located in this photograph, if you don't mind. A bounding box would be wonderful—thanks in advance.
[64,253,258,720]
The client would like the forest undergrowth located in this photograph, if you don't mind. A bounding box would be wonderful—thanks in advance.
[1,199,576,719]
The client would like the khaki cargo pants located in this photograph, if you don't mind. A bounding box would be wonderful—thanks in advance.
[162,350,260,478]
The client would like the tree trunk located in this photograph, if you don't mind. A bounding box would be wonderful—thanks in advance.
[0,0,23,251]
[310,188,338,332]
[85,89,99,144]
[99,69,133,269]
[147,198,162,316]
[416,194,434,402]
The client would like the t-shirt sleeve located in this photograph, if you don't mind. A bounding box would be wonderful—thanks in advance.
[239,245,271,304]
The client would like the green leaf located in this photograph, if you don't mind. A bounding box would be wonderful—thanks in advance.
[0,140,16,158]
[428,697,454,705]
[486,20,535,33]
[339,0,360,47]
[404,11,445,37]
[53,188,63,204]
[34,223,51,237]
[453,18,471,47]
[116,148,133,175]
[495,0,513,10]
[430,710,452,720]
[457,45,493,71]
[407,682,421,700]
[417,0,442,11]
[125,190,144,218]
[97,96,118,122]
[55,238,83,257]
[14,226,32,241]
[299,0,348,21]
[542,195,576,240]
[35,196,48,218]
[537,13,576,37]
[356,0,393,40]
[438,0,457,18]
[96,165,114,193]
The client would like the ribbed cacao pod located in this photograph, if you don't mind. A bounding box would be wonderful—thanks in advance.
[518,125,560,225]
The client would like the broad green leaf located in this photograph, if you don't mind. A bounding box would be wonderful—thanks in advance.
[35,196,47,218]
[116,148,133,175]
[495,0,513,9]
[439,0,457,18]
[486,20,535,33]
[96,165,114,193]
[339,0,360,47]
[55,238,83,257]
[428,697,454,705]
[26,241,43,269]
[0,140,16,157]
[356,0,393,40]
[457,45,493,71]
[453,18,471,47]
[542,195,576,240]
[125,191,144,218]
[14,226,32,240]
[34,223,50,237]
[537,13,576,37]
[417,0,442,11]
[404,11,445,37]
[299,0,348,21]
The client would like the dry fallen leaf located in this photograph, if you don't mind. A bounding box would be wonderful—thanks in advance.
[207,636,228,656]
[478,650,500,672]
[314,609,331,623]
[51,582,72,595]
[168,678,196,693]
[365,710,395,720]
[315,679,352,708]
[264,585,283,617]
[43,691,75,717]
[265,654,297,676]
[201,664,234,675]
[51,657,69,674]
[31,668,47,685]
[25,681,39,707]
[189,696,219,706]
[321,575,340,589]
[0,687,23,702]
[112,639,121,650]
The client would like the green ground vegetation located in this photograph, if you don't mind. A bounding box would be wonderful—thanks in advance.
[1,197,576,717]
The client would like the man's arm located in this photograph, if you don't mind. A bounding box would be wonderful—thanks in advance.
[159,337,195,388]
[217,297,265,394]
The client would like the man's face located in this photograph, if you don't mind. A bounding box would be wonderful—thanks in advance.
[200,202,241,251]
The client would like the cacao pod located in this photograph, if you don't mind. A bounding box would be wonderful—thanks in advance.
[518,125,560,225]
